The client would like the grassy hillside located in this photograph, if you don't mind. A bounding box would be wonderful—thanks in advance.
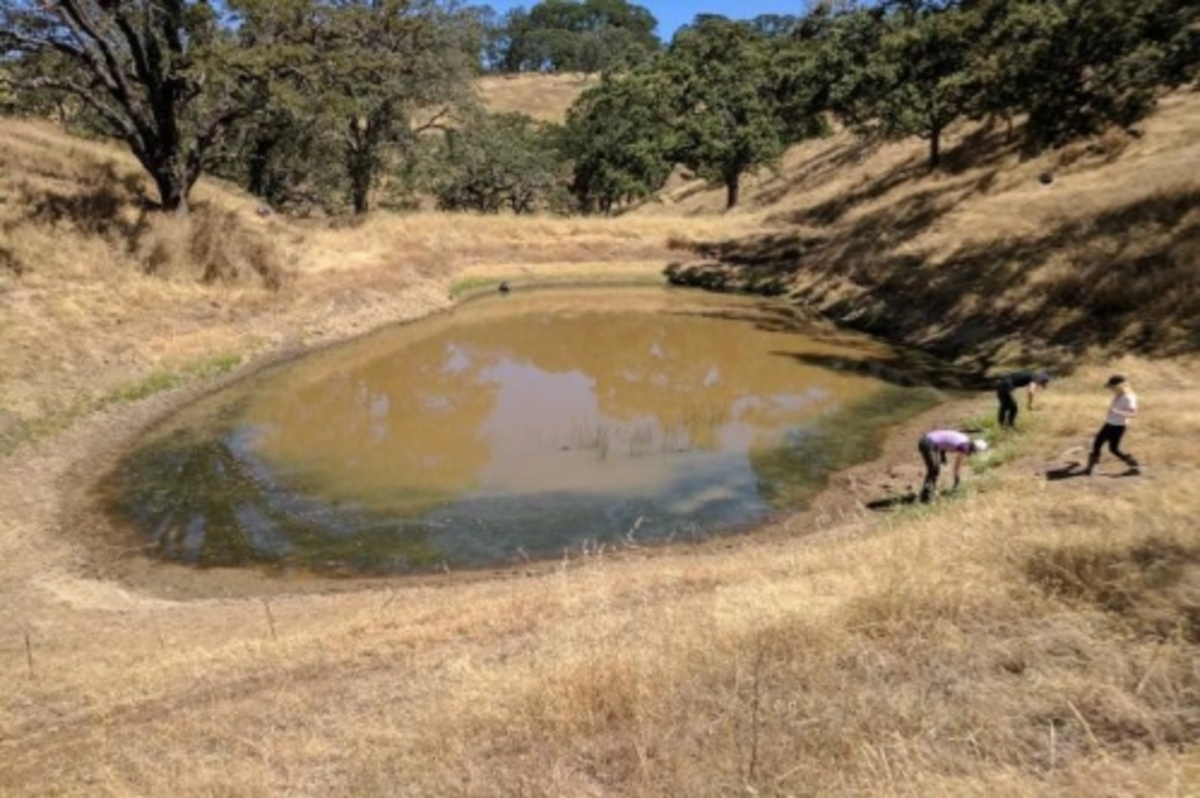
[476,72,598,123]
[0,116,754,452]
[1,82,1198,796]
[657,94,1200,369]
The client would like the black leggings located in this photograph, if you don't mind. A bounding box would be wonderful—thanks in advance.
[919,438,944,502]
[997,387,1018,427]
[1091,424,1137,465]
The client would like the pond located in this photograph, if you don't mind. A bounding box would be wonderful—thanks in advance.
[96,287,944,575]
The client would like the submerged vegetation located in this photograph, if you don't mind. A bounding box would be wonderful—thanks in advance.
[752,384,942,507]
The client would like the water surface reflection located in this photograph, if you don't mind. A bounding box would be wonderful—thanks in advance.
[100,287,941,573]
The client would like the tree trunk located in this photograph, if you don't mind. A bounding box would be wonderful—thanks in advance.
[928,122,942,171]
[151,163,189,215]
[724,172,741,211]
[248,135,277,199]
[350,166,371,215]
[348,119,373,215]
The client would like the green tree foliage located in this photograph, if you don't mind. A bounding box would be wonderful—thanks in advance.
[826,1,978,170]
[229,0,480,215]
[665,16,827,209]
[969,0,1200,151]
[489,0,661,74]
[314,0,478,215]
[425,112,567,213]
[213,0,344,213]
[560,69,678,214]
[0,0,264,214]
[822,0,1198,162]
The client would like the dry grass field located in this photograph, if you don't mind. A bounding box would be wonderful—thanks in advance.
[1,84,1199,796]
[475,72,598,123]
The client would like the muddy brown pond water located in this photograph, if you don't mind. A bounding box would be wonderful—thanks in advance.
[95,287,948,576]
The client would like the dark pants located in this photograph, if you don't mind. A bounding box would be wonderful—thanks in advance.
[919,438,943,502]
[997,387,1018,427]
[1089,424,1138,469]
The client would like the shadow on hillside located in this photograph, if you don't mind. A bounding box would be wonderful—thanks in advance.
[760,122,1020,226]
[11,161,153,251]
[0,246,23,276]
[939,120,1023,175]
[755,137,883,209]
[774,351,991,391]
[9,164,287,288]
[668,185,1200,362]
[785,158,930,227]
[1023,536,1200,641]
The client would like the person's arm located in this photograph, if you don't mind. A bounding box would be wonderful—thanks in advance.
[952,452,965,489]
[1026,383,1039,410]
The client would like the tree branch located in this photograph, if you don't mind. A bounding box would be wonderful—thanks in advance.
[56,0,152,141]
[26,75,141,147]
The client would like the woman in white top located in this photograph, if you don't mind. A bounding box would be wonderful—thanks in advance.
[1085,375,1140,475]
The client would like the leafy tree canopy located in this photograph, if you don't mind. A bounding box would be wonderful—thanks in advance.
[425,111,568,214]
[664,15,828,209]
[227,0,479,214]
[561,68,678,214]
[0,0,265,213]
[967,0,1200,151]
[487,0,661,73]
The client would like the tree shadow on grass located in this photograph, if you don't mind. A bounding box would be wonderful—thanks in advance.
[756,137,883,209]
[668,184,1200,364]
[10,160,153,253]
[759,120,1020,227]
[0,246,24,276]
[774,350,989,391]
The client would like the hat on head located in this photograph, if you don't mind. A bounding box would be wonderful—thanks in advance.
[972,439,989,454]
[1105,375,1126,388]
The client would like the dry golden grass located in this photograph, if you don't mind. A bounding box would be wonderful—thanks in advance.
[2,83,1199,795]
[0,117,759,448]
[660,93,1200,366]
[2,360,1197,795]
[475,72,598,123]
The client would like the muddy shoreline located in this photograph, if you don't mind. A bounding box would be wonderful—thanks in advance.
[42,283,988,602]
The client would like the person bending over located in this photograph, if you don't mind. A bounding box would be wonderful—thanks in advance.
[995,371,1051,428]
[919,430,989,503]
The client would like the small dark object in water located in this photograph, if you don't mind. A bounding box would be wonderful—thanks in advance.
[1038,172,1054,186]
[498,281,511,294]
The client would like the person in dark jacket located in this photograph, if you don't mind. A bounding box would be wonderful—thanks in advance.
[995,371,1051,428]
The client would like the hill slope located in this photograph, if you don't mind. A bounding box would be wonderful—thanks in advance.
[1,81,1199,796]
[653,92,1200,369]
[475,72,597,122]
